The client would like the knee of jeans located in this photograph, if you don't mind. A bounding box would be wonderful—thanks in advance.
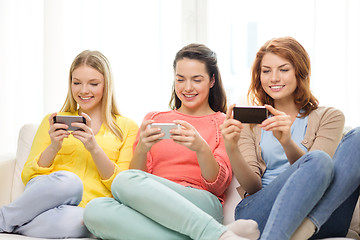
[307,150,334,183]
[50,171,83,204]
[111,169,145,200]
[343,126,360,141]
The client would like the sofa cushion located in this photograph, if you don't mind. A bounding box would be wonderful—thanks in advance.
[11,124,38,202]
[223,176,241,225]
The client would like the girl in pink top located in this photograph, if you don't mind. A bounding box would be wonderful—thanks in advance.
[83,44,260,240]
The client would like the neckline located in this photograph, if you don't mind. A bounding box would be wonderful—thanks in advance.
[173,109,219,118]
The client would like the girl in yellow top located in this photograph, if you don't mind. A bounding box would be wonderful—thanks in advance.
[0,50,138,238]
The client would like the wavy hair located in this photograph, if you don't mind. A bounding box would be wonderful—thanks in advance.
[248,36,318,117]
[61,50,123,140]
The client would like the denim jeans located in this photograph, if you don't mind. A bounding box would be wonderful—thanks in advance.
[310,127,360,238]
[0,171,91,238]
[84,169,226,240]
[235,126,360,240]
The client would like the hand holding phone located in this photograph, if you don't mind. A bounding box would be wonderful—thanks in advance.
[147,123,181,139]
[233,106,269,124]
[53,115,87,131]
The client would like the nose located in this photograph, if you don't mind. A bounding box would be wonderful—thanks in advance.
[270,70,280,82]
[80,84,89,94]
[184,80,193,92]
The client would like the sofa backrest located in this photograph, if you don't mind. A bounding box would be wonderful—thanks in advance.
[12,124,38,201]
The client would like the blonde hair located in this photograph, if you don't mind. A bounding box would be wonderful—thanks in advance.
[61,50,123,140]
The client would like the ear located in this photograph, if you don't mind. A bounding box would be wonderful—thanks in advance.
[210,74,215,88]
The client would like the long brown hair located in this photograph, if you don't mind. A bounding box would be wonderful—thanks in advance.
[169,43,227,113]
[248,36,318,117]
[61,50,124,140]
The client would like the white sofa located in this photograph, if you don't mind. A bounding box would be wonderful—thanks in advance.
[0,124,359,240]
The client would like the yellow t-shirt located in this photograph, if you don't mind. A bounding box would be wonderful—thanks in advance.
[21,112,139,207]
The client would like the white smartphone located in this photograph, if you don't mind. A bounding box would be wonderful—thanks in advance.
[53,115,86,131]
[147,123,181,139]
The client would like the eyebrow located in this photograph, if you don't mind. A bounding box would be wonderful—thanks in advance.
[262,63,290,68]
[175,74,205,78]
[72,78,102,82]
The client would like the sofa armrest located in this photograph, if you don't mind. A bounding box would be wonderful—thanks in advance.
[0,153,16,207]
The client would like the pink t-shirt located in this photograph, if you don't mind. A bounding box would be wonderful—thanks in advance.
[134,110,232,203]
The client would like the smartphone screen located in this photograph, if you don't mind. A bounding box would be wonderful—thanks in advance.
[233,106,268,124]
[53,115,86,131]
[147,123,180,139]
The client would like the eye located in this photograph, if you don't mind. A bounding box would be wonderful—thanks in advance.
[280,69,289,72]
[262,70,270,74]
[72,82,81,85]
[91,83,99,86]
[176,78,184,82]
[193,79,201,83]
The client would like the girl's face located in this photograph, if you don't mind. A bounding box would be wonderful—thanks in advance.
[174,58,214,115]
[260,53,297,105]
[71,65,105,114]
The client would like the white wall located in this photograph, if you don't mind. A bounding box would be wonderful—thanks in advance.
[1,0,359,155]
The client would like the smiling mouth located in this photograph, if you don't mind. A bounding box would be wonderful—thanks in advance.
[80,96,93,100]
[183,94,197,98]
[270,85,285,89]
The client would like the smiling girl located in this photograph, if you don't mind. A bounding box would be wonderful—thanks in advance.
[221,36,360,239]
[0,50,138,238]
[83,44,260,240]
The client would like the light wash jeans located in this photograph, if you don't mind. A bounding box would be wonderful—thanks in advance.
[0,170,91,238]
[235,126,360,240]
[84,169,226,240]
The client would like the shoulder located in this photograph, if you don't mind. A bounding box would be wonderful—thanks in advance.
[114,114,139,130]
[308,106,345,124]
[142,110,175,121]
[211,112,226,125]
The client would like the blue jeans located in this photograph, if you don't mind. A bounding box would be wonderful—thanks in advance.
[0,171,91,238]
[84,169,226,240]
[235,127,360,240]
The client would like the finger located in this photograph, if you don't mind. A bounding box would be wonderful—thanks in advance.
[221,118,243,130]
[261,118,290,131]
[72,133,86,142]
[226,104,236,120]
[80,112,92,128]
[223,131,240,141]
[52,131,70,142]
[72,122,89,133]
[172,120,193,130]
[171,134,192,143]
[265,104,285,116]
[261,114,290,128]
[52,123,69,132]
[222,124,242,135]
[141,120,154,132]
[49,112,58,125]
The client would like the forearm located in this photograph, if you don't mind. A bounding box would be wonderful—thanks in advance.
[282,140,306,164]
[129,146,148,171]
[196,144,220,183]
[90,146,115,180]
[38,145,59,168]
[226,145,262,195]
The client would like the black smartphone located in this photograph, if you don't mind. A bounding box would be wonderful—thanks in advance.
[53,115,86,131]
[233,106,269,124]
